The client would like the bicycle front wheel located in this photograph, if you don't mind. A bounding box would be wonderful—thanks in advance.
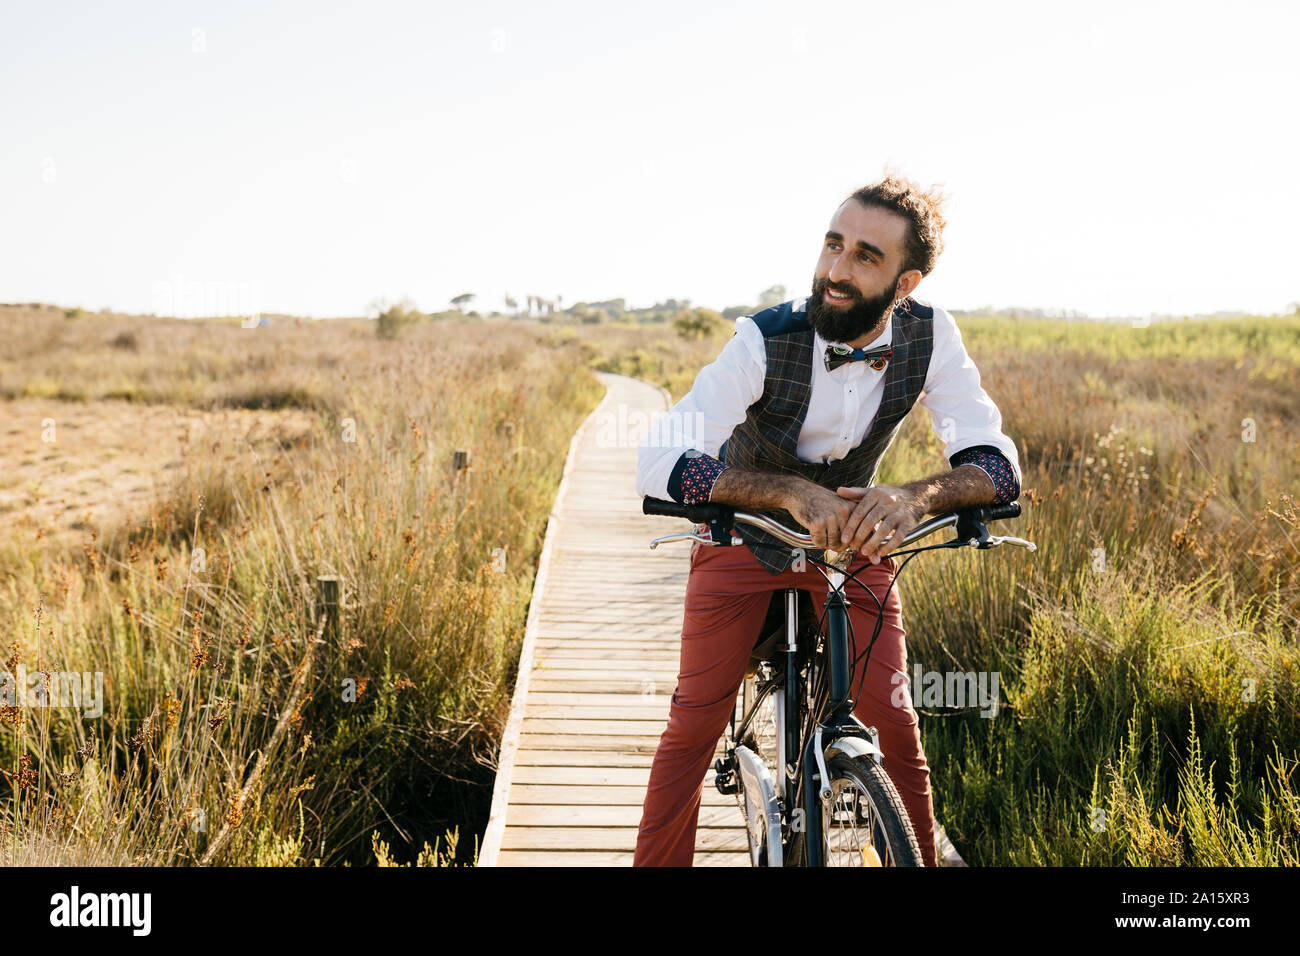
[789,752,924,867]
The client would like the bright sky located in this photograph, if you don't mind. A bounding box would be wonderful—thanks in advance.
[3,0,1297,319]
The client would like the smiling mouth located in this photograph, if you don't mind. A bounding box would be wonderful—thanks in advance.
[824,287,854,304]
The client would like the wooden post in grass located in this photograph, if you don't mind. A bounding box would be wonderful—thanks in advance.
[316,575,342,645]
[451,448,471,502]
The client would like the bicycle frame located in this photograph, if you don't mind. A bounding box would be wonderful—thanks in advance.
[720,580,875,863]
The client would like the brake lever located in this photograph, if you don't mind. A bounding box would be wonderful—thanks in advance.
[950,534,1037,552]
[649,529,746,549]
[648,532,713,549]
[987,534,1037,552]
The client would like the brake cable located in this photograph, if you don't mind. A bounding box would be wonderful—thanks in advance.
[741,536,970,718]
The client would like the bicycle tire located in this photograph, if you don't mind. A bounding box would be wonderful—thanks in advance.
[785,752,924,867]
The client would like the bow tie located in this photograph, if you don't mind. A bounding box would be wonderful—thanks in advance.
[824,343,892,372]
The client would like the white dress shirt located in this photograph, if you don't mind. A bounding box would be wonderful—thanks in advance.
[635,296,1021,501]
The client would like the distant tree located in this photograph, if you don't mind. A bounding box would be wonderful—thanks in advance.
[757,285,786,308]
[451,293,475,313]
[376,299,424,339]
[673,307,724,340]
[504,293,517,312]
[721,305,750,319]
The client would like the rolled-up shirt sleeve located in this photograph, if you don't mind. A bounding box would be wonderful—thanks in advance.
[949,444,1020,505]
[917,305,1023,496]
[635,318,765,503]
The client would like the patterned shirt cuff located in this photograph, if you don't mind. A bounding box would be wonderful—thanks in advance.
[667,450,731,505]
[950,446,1020,505]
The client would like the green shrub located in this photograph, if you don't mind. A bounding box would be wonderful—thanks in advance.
[376,303,424,339]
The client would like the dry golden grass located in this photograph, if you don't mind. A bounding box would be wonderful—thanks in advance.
[0,306,603,865]
[4,303,1296,866]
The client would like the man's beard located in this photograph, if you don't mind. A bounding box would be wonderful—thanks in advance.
[806,274,901,345]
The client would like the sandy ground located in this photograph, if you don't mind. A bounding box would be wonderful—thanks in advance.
[0,398,315,547]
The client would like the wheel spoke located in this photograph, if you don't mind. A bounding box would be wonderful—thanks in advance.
[822,771,896,866]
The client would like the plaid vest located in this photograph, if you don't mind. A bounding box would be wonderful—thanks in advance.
[717,295,935,575]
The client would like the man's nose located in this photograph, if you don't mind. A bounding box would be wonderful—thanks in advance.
[827,252,853,286]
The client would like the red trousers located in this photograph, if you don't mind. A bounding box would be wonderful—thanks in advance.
[633,538,937,866]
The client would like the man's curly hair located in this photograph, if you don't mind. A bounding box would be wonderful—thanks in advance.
[845,169,949,278]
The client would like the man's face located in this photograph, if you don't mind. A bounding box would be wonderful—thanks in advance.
[807,199,912,345]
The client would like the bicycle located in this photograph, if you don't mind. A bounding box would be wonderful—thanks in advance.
[642,495,1036,867]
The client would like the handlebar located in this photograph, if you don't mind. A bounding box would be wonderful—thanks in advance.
[642,496,1035,556]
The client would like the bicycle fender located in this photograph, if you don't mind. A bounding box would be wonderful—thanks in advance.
[825,734,883,765]
[733,745,784,866]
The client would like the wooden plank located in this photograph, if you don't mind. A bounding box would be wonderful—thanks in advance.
[530,658,679,671]
[513,749,660,767]
[495,850,749,866]
[534,638,681,649]
[527,679,681,694]
[534,620,682,630]
[514,734,667,751]
[500,827,748,851]
[524,693,681,707]
[511,765,682,785]
[502,804,738,827]
[523,671,678,684]
[531,647,680,660]
[534,626,681,638]
[524,707,672,722]
[541,571,686,580]
[520,718,677,736]
[507,784,734,806]
[537,597,686,607]
[530,624,676,639]
[533,638,682,650]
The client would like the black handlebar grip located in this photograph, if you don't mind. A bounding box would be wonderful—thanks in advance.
[989,501,1022,521]
[642,497,691,519]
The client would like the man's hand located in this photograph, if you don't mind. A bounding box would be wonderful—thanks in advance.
[783,480,859,551]
[709,463,999,561]
[835,484,928,563]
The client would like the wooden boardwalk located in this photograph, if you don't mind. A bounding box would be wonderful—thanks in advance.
[479,371,749,866]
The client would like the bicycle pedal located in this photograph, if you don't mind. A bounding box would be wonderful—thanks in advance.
[712,757,739,795]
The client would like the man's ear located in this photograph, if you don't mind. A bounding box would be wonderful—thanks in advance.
[896,269,922,300]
